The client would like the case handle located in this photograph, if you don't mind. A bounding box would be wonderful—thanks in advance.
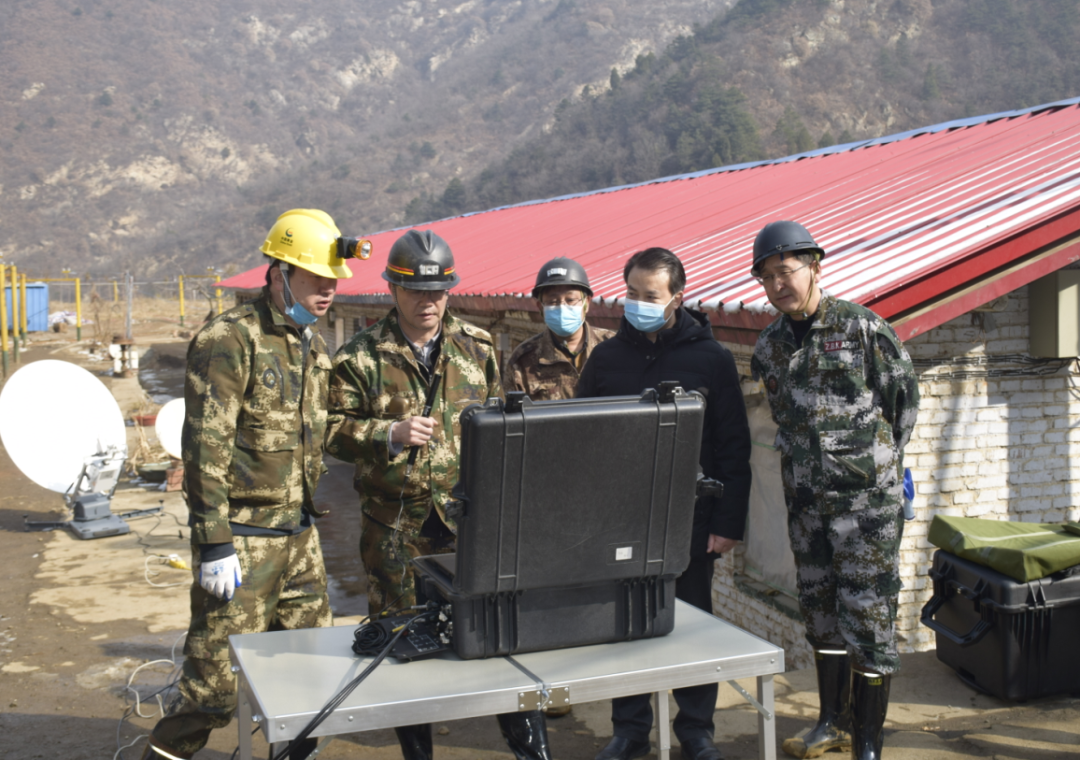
[696,475,724,499]
[919,593,991,647]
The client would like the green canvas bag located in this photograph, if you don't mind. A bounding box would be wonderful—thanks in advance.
[928,516,1080,582]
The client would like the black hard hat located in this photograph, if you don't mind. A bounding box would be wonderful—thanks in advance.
[381,229,460,291]
[531,257,593,298]
[751,221,825,275]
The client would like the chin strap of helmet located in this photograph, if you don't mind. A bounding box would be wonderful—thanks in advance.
[278,262,318,326]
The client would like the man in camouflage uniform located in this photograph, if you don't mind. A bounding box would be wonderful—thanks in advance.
[326,229,552,760]
[749,221,920,760]
[504,257,614,401]
[143,209,362,760]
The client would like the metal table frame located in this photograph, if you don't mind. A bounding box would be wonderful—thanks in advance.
[231,601,784,760]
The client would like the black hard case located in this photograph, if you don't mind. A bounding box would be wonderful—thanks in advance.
[449,390,705,596]
[415,554,678,659]
[921,549,1080,700]
[412,388,706,659]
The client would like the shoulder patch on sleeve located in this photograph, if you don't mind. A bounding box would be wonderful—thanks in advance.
[223,302,256,324]
[875,322,905,358]
[459,320,494,344]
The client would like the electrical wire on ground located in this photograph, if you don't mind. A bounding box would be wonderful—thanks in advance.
[114,632,187,760]
[144,555,190,588]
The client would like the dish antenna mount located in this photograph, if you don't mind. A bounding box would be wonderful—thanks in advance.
[0,360,163,539]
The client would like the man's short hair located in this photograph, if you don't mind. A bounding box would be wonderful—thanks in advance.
[623,247,686,295]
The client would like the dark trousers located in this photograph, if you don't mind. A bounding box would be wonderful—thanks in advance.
[611,556,719,743]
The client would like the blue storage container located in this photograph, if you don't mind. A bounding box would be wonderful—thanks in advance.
[5,282,49,332]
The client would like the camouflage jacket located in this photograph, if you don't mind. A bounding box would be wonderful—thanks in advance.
[325,309,502,533]
[503,323,615,401]
[751,294,920,515]
[184,293,333,545]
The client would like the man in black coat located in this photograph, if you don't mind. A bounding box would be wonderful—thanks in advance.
[576,247,752,760]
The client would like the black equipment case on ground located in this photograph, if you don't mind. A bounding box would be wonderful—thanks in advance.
[921,549,1080,701]
[414,386,710,660]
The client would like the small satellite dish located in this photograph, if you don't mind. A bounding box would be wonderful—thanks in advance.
[0,360,127,493]
[156,398,185,460]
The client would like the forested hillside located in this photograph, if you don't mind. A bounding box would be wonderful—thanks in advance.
[2,0,1078,277]
[404,0,1080,223]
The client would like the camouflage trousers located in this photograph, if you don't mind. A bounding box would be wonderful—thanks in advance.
[787,501,904,675]
[360,511,455,616]
[150,527,332,758]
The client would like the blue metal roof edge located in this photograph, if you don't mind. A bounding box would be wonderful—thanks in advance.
[416,96,1080,226]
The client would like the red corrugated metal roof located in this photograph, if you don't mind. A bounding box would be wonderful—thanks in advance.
[220,99,1080,340]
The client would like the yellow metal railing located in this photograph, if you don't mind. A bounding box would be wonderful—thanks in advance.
[9,264,19,363]
[0,265,9,376]
[20,273,28,342]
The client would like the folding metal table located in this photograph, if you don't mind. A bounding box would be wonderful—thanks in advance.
[230,601,785,760]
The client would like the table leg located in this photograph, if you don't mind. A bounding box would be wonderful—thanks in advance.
[238,679,254,760]
[655,690,671,760]
[756,675,776,760]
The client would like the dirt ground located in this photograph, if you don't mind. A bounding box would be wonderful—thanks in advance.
[1,303,1078,759]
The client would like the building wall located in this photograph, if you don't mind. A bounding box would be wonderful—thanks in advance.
[711,284,1080,670]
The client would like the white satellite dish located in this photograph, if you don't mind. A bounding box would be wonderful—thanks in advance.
[0,360,127,493]
[156,397,185,460]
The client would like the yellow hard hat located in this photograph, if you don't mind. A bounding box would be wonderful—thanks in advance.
[260,208,368,279]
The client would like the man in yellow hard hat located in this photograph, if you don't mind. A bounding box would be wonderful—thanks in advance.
[142,209,367,760]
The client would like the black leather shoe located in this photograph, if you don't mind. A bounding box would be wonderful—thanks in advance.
[496,710,553,760]
[594,736,651,760]
[680,736,723,760]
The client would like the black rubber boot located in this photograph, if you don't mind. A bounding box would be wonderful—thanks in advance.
[781,651,851,758]
[850,671,891,760]
[496,710,553,760]
[394,723,434,760]
[141,737,191,760]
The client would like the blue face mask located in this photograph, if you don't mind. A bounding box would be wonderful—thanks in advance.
[624,296,673,333]
[544,304,585,338]
[281,266,320,326]
[286,302,319,325]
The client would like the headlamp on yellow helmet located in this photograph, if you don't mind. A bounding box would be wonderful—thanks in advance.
[259,208,370,280]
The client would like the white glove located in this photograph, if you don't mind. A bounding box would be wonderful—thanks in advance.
[199,554,243,600]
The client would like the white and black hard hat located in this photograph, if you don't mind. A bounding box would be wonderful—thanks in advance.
[751,221,825,276]
[532,257,592,298]
[382,229,460,291]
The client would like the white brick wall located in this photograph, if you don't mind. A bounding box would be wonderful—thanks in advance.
[712,284,1080,669]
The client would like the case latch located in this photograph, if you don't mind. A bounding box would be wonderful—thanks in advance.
[656,381,684,403]
[504,391,531,413]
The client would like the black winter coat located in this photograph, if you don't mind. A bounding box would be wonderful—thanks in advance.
[576,308,752,551]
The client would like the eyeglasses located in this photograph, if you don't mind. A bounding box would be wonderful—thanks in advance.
[541,296,584,308]
[399,287,448,300]
[754,263,811,286]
